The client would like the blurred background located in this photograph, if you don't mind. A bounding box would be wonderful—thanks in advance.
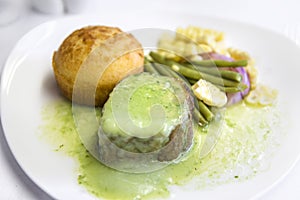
[0,0,300,199]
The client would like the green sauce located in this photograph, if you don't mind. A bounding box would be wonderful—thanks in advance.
[101,73,184,139]
[128,83,181,131]
[100,73,190,155]
[40,100,281,200]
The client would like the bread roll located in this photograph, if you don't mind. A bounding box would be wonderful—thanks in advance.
[52,25,144,106]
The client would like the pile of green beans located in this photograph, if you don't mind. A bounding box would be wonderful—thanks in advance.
[144,51,248,126]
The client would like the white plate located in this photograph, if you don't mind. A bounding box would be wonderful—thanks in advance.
[1,13,300,200]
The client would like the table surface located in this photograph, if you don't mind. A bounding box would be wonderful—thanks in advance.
[1,0,300,199]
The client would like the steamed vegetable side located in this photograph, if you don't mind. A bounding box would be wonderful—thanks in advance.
[145,51,250,126]
[144,26,261,126]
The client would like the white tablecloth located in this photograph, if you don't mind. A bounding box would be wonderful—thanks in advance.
[1,0,300,199]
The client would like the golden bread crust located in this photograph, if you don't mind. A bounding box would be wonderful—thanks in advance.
[52,26,144,106]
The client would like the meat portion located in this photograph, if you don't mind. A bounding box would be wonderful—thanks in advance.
[157,120,193,161]
[97,73,195,173]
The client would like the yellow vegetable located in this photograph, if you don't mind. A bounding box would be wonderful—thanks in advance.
[245,84,277,106]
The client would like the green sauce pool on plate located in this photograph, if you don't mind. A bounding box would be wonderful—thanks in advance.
[40,100,282,200]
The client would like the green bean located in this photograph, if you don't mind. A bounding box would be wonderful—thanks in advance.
[152,63,200,110]
[184,64,242,82]
[218,69,242,82]
[188,79,197,85]
[216,84,248,93]
[187,59,248,68]
[144,56,149,64]
[238,83,248,91]
[156,63,191,85]
[145,55,154,63]
[150,51,170,65]
[171,63,240,87]
[151,63,173,77]
[193,108,208,126]
[144,63,159,74]
[198,101,214,122]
